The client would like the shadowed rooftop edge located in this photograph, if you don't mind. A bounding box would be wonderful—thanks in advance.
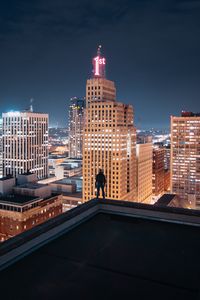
[1,199,200,299]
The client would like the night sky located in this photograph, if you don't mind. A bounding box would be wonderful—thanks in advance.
[0,0,200,129]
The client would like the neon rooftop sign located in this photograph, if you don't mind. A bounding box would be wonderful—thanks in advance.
[93,45,106,77]
[94,56,106,76]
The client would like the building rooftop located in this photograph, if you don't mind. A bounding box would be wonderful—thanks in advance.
[154,194,177,207]
[58,176,82,183]
[16,183,48,189]
[52,177,82,185]
[0,176,14,181]
[20,171,34,175]
[1,199,200,299]
[62,191,82,198]
[0,194,38,205]
[181,111,200,117]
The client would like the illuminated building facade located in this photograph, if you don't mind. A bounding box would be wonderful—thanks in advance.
[0,118,2,178]
[164,145,170,170]
[152,146,165,196]
[0,174,62,242]
[2,111,49,179]
[83,46,136,201]
[164,145,171,192]
[171,112,200,208]
[136,142,152,203]
[164,169,170,192]
[68,97,85,158]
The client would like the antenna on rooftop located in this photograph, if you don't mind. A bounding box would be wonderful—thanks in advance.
[97,45,102,56]
[30,98,34,112]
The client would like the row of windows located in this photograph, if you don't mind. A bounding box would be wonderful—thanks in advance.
[88,86,101,90]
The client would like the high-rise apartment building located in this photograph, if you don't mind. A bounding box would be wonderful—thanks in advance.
[152,146,165,196]
[136,142,152,203]
[0,118,3,178]
[83,46,136,201]
[68,97,85,158]
[171,112,200,208]
[2,111,48,179]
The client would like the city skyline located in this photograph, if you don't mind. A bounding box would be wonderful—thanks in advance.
[1,0,200,129]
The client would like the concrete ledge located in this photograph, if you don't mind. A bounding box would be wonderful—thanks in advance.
[99,203,200,227]
[0,199,99,270]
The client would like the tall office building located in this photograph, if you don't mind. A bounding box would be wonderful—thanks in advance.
[164,145,170,170]
[0,118,3,178]
[171,112,200,208]
[83,46,136,201]
[152,146,165,196]
[136,141,152,203]
[68,97,85,158]
[164,145,170,192]
[2,111,48,179]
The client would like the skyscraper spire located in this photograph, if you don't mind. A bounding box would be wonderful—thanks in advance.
[92,45,106,78]
[97,45,102,56]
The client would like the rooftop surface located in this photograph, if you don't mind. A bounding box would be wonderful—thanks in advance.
[0,176,14,181]
[15,183,48,189]
[52,178,82,185]
[0,193,38,205]
[1,199,200,299]
[62,191,82,198]
[154,193,176,206]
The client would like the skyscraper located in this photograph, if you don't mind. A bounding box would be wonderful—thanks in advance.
[2,111,48,179]
[152,146,165,196]
[0,118,3,178]
[68,97,85,158]
[136,140,152,203]
[171,112,200,208]
[83,46,136,201]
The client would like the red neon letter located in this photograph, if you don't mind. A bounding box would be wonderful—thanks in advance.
[94,56,99,76]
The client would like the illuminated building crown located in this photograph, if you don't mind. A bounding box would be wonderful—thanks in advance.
[92,45,106,78]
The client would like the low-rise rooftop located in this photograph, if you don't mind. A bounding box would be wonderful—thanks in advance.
[0,194,38,205]
[0,176,14,181]
[1,199,200,299]
[16,183,48,189]
[154,194,176,206]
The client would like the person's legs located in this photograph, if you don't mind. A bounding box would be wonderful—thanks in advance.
[101,184,105,199]
[97,183,100,198]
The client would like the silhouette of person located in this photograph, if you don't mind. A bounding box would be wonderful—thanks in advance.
[96,169,106,199]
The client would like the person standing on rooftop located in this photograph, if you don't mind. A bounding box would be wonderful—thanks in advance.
[96,169,106,199]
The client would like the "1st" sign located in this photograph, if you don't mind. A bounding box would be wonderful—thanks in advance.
[94,56,106,76]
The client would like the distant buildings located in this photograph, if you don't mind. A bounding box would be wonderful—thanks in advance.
[48,157,82,179]
[0,118,2,178]
[83,46,136,201]
[152,146,165,196]
[68,97,85,158]
[171,112,200,208]
[164,145,170,170]
[2,111,49,179]
[136,141,152,203]
[0,173,62,242]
